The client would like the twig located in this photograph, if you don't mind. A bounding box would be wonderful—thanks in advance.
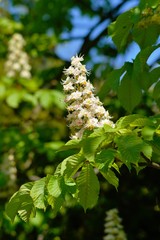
[141,152,160,170]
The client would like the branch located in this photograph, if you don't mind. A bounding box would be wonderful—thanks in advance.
[141,153,160,170]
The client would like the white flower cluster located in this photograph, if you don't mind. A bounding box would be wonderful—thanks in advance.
[62,55,114,139]
[5,33,31,79]
[0,149,17,196]
[103,209,127,240]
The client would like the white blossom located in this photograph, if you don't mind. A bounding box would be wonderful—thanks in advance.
[62,55,114,139]
[103,209,127,240]
[5,33,32,79]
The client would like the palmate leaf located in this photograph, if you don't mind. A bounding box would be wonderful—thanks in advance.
[76,163,100,212]
[6,182,35,222]
[30,177,47,210]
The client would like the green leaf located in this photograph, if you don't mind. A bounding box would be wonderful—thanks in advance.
[95,149,116,170]
[82,128,106,161]
[133,45,159,90]
[62,178,77,195]
[76,163,100,211]
[130,117,154,127]
[118,63,142,112]
[60,152,84,178]
[151,134,160,156]
[133,25,159,49]
[6,182,35,222]
[142,126,155,141]
[139,0,160,9]
[149,66,160,87]
[47,176,62,198]
[108,11,133,51]
[23,93,38,106]
[6,192,22,222]
[153,80,160,101]
[51,90,65,109]
[115,133,144,169]
[98,65,125,100]
[30,177,47,210]
[47,194,64,214]
[142,143,152,160]
[6,91,23,108]
[0,84,6,99]
[100,169,119,190]
[58,139,81,152]
[38,89,53,109]
[116,114,143,128]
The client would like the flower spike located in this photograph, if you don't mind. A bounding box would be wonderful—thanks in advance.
[62,55,114,139]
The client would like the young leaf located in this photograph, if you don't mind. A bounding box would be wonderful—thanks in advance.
[76,163,100,211]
